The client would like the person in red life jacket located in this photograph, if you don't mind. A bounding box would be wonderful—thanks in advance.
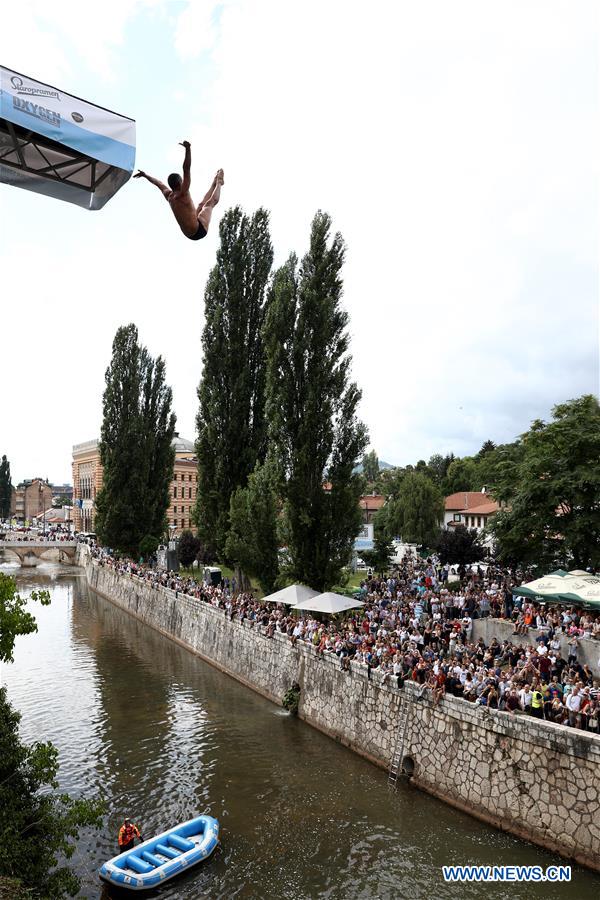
[118,817,143,853]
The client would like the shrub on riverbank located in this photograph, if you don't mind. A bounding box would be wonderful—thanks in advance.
[0,573,106,899]
[282,683,301,715]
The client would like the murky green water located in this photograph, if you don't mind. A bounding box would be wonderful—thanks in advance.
[2,564,598,898]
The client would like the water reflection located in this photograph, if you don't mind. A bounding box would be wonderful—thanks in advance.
[3,566,600,899]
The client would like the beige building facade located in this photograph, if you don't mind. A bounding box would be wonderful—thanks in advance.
[10,478,53,523]
[72,435,197,536]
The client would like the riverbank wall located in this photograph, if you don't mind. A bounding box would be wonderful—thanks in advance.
[84,557,600,872]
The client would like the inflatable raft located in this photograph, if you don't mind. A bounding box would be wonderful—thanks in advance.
[99,815,219,891]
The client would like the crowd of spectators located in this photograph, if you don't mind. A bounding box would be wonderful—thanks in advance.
[1,525,74,542]
[92,546,600,735]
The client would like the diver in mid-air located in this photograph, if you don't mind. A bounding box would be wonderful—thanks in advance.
[134,141,223,241]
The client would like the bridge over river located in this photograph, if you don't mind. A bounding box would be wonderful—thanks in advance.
[0,539,77,566]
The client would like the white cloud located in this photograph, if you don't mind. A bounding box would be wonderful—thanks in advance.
[173,0,224,60]
[0,0,597,483]
[170,0,598,464]
[2,0,165,82]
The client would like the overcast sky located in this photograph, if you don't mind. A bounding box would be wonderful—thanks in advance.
[1,0,598,484]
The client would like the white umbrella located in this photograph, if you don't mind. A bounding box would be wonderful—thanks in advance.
[291,591,364,614]
[513,570,600,610]
[261,583,319,605]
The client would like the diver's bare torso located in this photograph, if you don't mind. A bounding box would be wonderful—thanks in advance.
[134,142,223,242]
[165,190,199,238]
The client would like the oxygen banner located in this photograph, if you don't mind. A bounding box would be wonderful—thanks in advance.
[0,66,136,209]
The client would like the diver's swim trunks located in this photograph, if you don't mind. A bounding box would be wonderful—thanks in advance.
[189,220,207,241]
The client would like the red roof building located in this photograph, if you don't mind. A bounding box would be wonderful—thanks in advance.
[444,491,499,532]
[359,493,386,524]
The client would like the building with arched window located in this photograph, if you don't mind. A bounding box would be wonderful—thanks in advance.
[72,435,198,536]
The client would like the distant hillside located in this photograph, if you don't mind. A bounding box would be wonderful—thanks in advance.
[354,459,396,474]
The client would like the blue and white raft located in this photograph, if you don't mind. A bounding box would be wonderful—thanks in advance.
[99,815,219,891]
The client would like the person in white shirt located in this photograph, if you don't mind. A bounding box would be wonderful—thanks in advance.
[566,688,581,726]
[519,686,532,712]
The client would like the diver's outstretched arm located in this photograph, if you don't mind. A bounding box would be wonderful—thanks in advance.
[134,170,170,198]
[179,141,191,192]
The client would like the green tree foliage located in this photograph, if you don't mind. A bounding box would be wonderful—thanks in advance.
[0,455,12,520]
[139,534,160,560]
[435,525,485,566]
[0,687,105,898]
[443,456,480,495]
[178,530,202,568]
[264,212,368,591]
[95,324,176,557]
[489,395,600,569]
[362,450,379,484]
[194,207,274,559]
[0,572,50,664]
[0,574,104,898]
[427,453,455,487]
[381,471,444,548]
[376,465,406,498]
[478,439,497,457]
[225,460,279,593]
[51,495,71,509]
[361,530,395,575]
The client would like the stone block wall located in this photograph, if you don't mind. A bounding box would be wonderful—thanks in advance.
[85,560,600,872]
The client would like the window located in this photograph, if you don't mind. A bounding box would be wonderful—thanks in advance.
[173,486,176,498]
[173,505,177,514]
[173,473,177,481]
[477,516,482,528]
[188,486,192,499]
[453,513,461,521]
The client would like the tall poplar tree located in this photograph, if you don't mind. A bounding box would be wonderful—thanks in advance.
[194,207,273,558]
[95,325,176,556]
[225,458,279,594]
[0,455,12,520]
[264,211,368,591]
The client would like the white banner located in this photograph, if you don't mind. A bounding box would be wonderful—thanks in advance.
[0,66,135,171]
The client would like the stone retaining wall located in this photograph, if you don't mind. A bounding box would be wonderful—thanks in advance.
[85,559,600,872]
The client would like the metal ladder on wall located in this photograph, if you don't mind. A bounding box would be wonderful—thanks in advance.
[388,698,410,790]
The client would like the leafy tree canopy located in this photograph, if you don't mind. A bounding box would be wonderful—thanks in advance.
[178,530,202,569]
[0,574,104,898]
[380,471,444,548]
[361,450,379,484]
[361,530,395,575]
[95,324,176,557]
[0,686,105,898]
[0,456,12,521]
[225,460,279,594]
[194,207,273,559]
[0,573,50,665]
[264,212,368,591]
[488,395,600,569]
[435,525,486,566]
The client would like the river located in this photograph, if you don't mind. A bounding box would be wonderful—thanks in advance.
[2,564,599,899]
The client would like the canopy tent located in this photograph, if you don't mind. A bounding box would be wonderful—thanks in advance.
[0,66,135,209]
[512,570,600,610]
[262,584,319,606]
[291,592,365,614]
